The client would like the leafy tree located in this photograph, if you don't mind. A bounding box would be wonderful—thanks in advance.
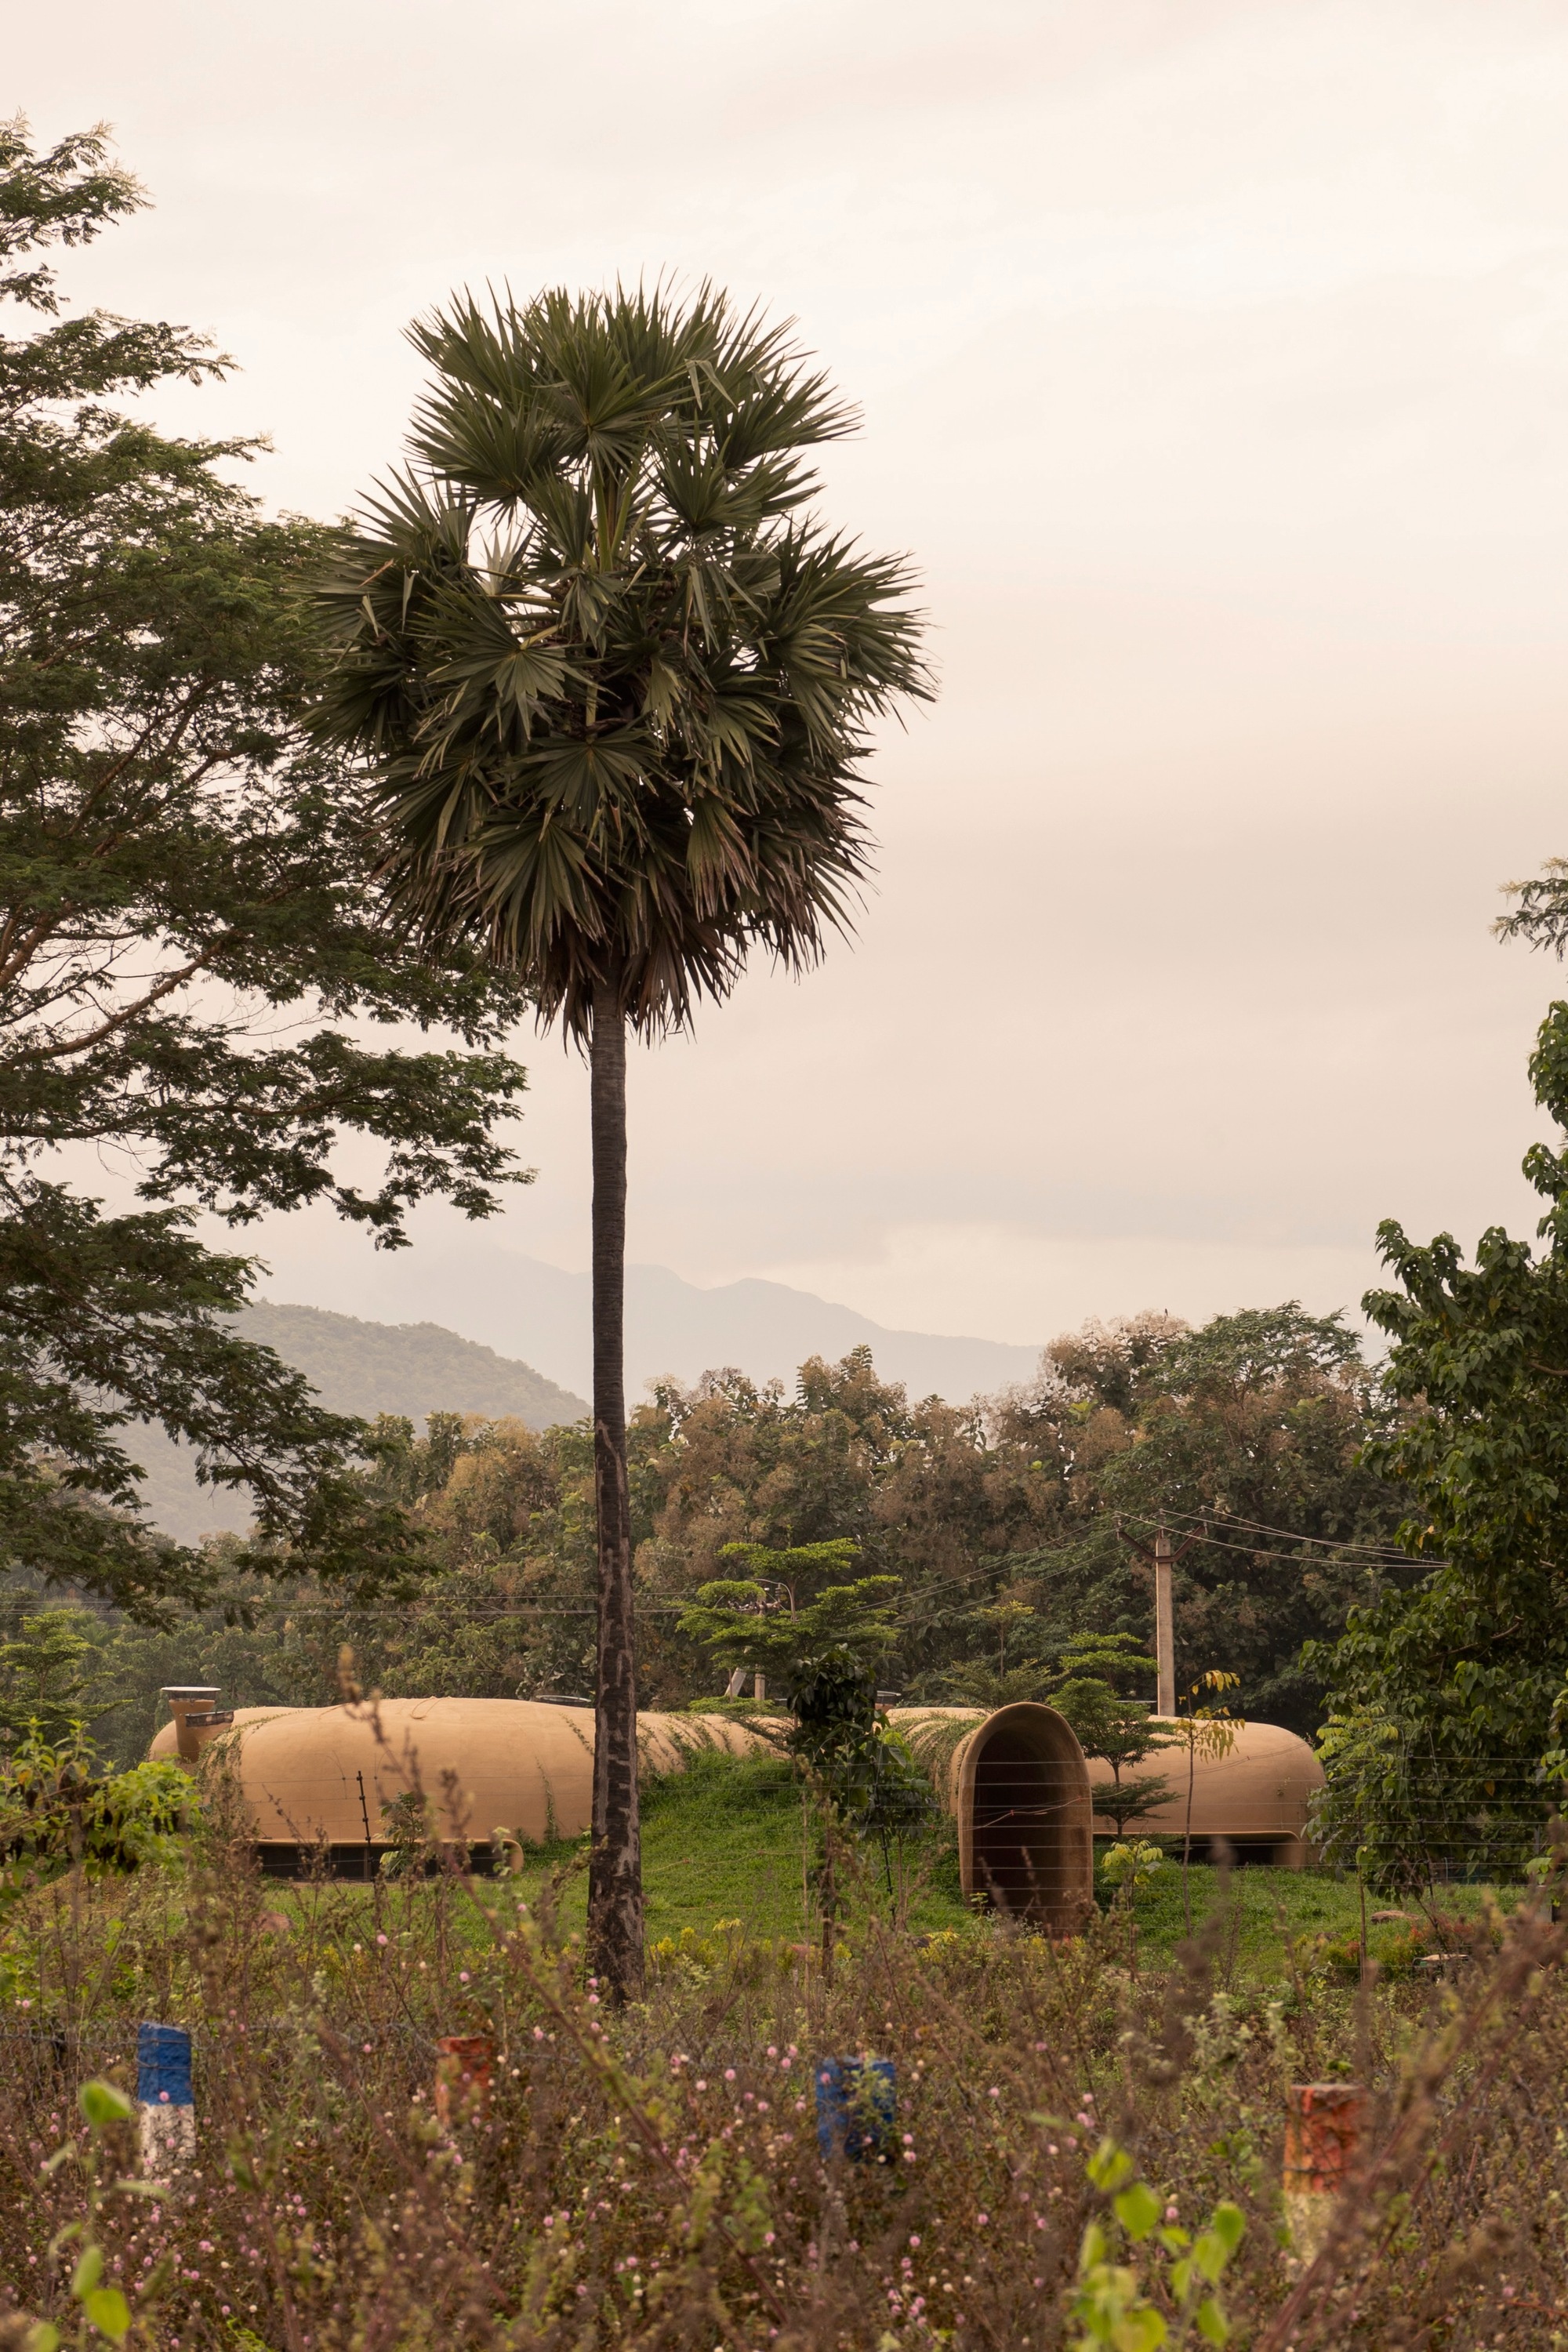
[315,284,928,1994]
[0,1605,111,1750]
[1046,1632,1175,1838]
[1042,1306,1409,1733]
[0,1727,189,1918]
[636,1348,1064,1695]
[678,1560,920,1959]
[1312,894,1568,1882]
[0,122,531,1616]
[1171,1668,1241,1931]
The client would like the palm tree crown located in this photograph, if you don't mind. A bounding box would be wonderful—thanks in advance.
[317,282,930,1035]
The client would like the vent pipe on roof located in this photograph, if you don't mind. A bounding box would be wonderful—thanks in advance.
[160,1686,234,1766]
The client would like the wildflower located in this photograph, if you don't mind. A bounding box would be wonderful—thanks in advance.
[909,2236,921,2249]
[376,1933,389,1947]
[459,1969,471,1983]
[976,2214,989,2227]
[724,2067,736,2080]
[988,2086,1000,2100]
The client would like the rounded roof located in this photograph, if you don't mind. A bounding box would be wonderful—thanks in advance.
[148,1697,1322,1849]
[1085,1719,1323,1838]
[890,1709,1322,1839]
[149,1697,767,1848]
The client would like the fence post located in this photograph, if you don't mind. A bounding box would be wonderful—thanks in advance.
[434,2033,495,2125]
[1283,2082,1367,2261]
[137,2022,195,2185]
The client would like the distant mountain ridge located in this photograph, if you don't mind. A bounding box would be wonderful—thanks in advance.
[260,1246,1045,1405]
[131,1305,586,1545]
[235,1302,587,1429]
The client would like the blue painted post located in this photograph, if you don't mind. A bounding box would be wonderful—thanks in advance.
[815,2056,896,2163]
[137,2022,194,2183]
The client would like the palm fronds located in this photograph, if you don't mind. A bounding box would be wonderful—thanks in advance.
[314,281,931,1036]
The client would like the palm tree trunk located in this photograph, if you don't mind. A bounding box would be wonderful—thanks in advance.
[586,968,643,2001]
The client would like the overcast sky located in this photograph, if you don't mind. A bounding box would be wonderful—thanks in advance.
[15,0,1568,1352]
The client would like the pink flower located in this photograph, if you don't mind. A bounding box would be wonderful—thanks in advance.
[459,1969,470,1983]
[976,2212,989,2227]
[376,1933,388,1947]
[909,2236,921,2249]
[724,2068,736,2081]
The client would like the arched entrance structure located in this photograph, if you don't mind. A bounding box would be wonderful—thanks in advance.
[948,1702,1094,1932]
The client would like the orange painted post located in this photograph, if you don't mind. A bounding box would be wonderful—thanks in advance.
[434,2034,495,2125]
[1283,2082,1367,2262]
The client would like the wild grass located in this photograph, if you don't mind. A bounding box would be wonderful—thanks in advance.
[2,1753,1565,2350]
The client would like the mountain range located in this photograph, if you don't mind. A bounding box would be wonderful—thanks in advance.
[254,1244,1045,1407]
[128,1271,1044,1544]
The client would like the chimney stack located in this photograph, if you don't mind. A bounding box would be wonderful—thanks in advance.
[161,1686,234,1766]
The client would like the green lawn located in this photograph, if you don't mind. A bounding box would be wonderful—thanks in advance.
[343,1749,1526,1984]
[508,1748,977,1947]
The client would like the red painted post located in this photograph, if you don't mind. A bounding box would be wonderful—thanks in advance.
[434,2034,495,2125]
[1283,2082,1367,2261]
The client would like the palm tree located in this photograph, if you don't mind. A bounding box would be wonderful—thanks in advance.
[314,284,929,1996]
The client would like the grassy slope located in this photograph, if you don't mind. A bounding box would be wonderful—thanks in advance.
[492,1751,1518,1982]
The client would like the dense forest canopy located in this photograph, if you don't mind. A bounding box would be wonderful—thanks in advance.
[16,1299,1414,1765]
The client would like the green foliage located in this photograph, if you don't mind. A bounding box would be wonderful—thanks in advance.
[26,2071,160,2349]
[0,120,532,1617]
[1312,924,1568,1885]
[637,1314,1403,1732]
[0,1727,191,1915]
[314,283,930,1042]
[677,1567,915,1841]
[1099,1841,1166,1898]
[0,1605,112,1749]
[1048,1632,1178,1834]
[1069,2136,1243,2350]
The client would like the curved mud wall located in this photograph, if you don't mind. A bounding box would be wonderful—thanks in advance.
[148,1697,769,1853]
[943,1703,1094,1932]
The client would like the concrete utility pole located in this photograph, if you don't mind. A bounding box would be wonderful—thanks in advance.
[1118,1523,1200,1717]
[1153,1528,1176,1719]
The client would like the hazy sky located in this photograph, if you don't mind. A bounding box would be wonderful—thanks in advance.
[16,0,1568,1351]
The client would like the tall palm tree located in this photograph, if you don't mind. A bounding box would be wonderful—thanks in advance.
[315,284,930,1996]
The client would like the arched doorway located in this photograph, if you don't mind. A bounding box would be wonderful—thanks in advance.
[953,1702,1094,1933]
